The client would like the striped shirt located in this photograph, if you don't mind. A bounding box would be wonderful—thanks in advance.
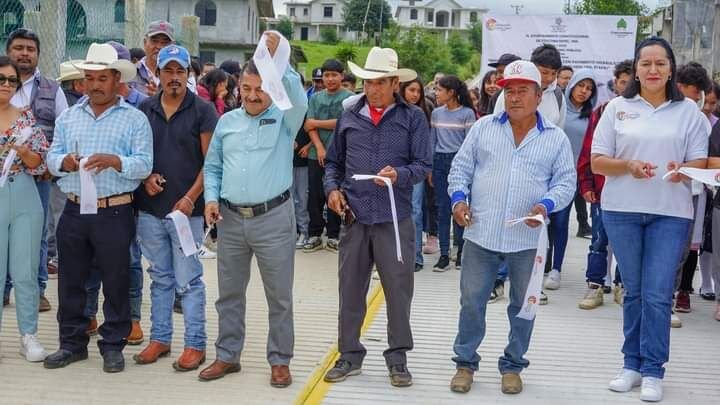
[448,111,576,253]
[430,105,476,153]
[47,96,153,198]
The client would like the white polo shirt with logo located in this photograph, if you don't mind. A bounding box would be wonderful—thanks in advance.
[592,95,710,219]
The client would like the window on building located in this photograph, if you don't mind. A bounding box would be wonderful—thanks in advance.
[289,7,295,17]
[427,11,433,22]
[323,6,332,18]
[0,0,24,35]
[199,50,215,64]
[410,9,417,20]
[114,0,124,23]
[470,11,477,22]
[303,8,308,16]
[195,0,217,26]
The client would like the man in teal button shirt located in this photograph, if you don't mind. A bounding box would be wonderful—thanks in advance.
[200,32,307,387]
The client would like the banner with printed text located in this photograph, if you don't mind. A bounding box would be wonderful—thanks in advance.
[481,15,637,100]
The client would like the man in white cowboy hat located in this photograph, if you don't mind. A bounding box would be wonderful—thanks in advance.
[43,43,153,373]
[447,60,575,395]
[322,47,431,387]
[57,60,85,106]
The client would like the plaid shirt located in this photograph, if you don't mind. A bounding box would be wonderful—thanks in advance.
[47,96,153,198]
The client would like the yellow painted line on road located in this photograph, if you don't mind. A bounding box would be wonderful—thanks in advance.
[295,282,385,405]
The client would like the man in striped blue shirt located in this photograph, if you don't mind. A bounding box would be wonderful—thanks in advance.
[44,43,153,374]
[447,61,575,395]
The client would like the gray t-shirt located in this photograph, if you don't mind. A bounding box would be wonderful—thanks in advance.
[431,105,476,153]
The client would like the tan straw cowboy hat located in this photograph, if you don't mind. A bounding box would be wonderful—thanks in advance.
[348,47,417,82]
[73,43,137,83]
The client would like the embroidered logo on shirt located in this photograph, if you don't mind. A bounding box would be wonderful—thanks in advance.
[616,111,640,121]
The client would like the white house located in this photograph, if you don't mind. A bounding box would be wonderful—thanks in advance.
[394,0,487,41]
[281,0,355,41]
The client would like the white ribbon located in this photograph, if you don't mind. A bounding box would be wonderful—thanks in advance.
[0,127,33,188]
[505,214,547,321]
[352,174,403,262]
[253,30,292,111]
[79,157,98,215]
[166,210,199,257]
[662,167,720,187]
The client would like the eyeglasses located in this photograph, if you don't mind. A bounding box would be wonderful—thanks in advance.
[0,75,20,86]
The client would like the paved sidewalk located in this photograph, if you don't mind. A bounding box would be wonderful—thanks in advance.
[322,230,720,404]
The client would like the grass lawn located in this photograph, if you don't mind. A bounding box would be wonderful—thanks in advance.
[291,40,372,79]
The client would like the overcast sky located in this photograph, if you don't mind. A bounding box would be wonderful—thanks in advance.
[273,0,666,17]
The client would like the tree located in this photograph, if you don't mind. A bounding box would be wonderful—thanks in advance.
[566,0,649,15]
[391,27,457,82]
[448,33,473,66]
[320,26,339,44]
[467,21,482,52]
[343,0,391,40]
[277,16,293,40]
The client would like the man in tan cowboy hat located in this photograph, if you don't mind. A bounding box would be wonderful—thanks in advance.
[57,60,85,106]
[322,47,431,387]
[44,43,153,374]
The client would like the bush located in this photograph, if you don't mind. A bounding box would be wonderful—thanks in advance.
[320,27,339,44]
[335,42,357,64]
[277,16,293,40]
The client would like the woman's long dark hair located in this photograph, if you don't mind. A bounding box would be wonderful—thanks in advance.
[437,75,474,110]
[200,68,228,101]
[623,36,685,102]
[477,70,497,115]
[400,77,431,123]
[0,56,21,90]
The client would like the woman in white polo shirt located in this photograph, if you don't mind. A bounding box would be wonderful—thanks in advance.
[591,37,710,402]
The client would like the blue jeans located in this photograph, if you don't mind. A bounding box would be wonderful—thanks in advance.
[453,240,536,373]
[412,182,424,265]
[85,238,144,321]
[433,153,463,256]
[137,212,206,350]
[547,202,571,272]
[586,204,622,285]
[602,211,691,379]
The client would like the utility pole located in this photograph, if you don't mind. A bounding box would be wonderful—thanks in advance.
[510,4,524,15]
[362,0,372,42]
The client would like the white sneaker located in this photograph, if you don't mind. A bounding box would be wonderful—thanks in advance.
[198,247,217,260]
[544,269,561,290]
[608,368,641,392]
[640,377,663,402]
[295,235,307,250]
[20,334,47,362]
[671,311,682,328]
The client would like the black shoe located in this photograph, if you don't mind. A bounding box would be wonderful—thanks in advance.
[455,254,462,270]
[433,255,451,272]
[173,293,183,314]
[414,263,423,272]
[324,359,361,383]
[576,223,592,238]
[44,349,88,369]
[102,351,125,373]
[700,289,716,301]
[603,285,612,294]
[388,364,413,387]
[2,296,8,307]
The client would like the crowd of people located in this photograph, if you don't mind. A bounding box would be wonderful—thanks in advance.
[0,18,718,403]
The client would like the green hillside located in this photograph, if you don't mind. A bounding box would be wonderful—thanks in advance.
[291,40,372,80]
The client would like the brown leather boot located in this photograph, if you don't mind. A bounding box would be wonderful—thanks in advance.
[270,365,292,388]
[198,360,241,381]
[86,317,98,336]
[133,341,171,364]
[173,348,206,371]
[127,321,144,345]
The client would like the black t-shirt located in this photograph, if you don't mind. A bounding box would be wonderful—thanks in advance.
[709,120,720,207]
[135,91,218,218]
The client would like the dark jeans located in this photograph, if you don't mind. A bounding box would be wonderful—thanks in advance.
[546,202,572,272]
[433,153,464,256]
[574,190,589,227]
[423,178,438,236]
[56,201,134,354]
[678,250,698,291]
[308,159,340,239]
[586,204,622,285]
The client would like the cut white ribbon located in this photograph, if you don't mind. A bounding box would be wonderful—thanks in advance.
[253,30,292,111]
[166,210,199,257]
[505,214,547,321]
[352,174,403,262]
[662,167,720,187]
[79,157,98,215]
[0,127,33,188]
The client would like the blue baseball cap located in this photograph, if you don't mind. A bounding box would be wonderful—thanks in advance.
[158,44,190,69]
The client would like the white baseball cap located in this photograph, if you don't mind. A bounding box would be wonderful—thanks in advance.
[497,60,541,88]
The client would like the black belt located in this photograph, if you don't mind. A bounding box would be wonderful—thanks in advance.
[221,190,290,218]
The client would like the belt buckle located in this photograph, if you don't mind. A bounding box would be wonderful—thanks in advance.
[238,206,254,218]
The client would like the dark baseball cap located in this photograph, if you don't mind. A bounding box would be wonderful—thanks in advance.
[312,68,323,80]
[146,20,175,41]
[489,53,521,68]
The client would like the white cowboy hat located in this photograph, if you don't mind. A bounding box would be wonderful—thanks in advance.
[57,60,84,82]
[348,47,417,82]
[72,43,137,83]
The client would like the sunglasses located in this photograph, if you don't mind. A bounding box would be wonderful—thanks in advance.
[0,75,20,86]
